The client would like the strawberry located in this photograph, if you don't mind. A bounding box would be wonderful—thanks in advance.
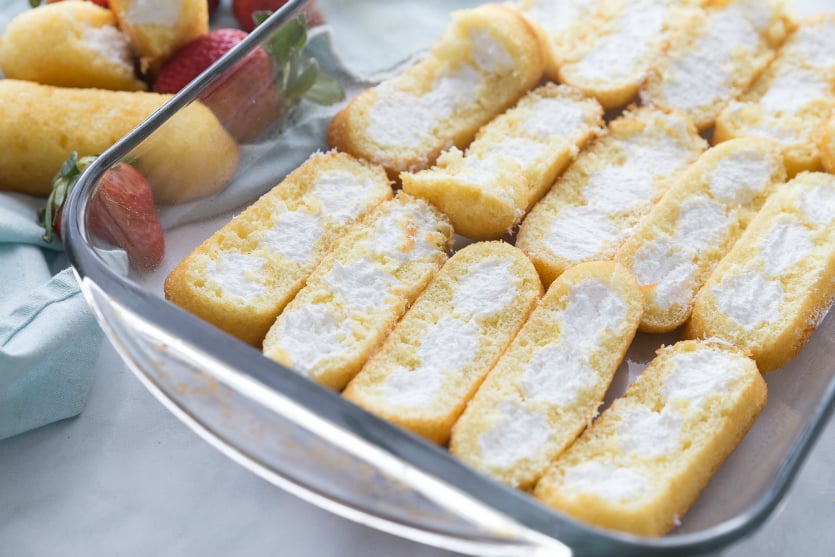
[232,0,323,32]
[41,153,165,271]
[32,0,110,8]
[154,19,344,143]
[154,29,281,143]
[207,0,220,16]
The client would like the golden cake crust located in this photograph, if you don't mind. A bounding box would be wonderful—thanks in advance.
[0,2,146,91]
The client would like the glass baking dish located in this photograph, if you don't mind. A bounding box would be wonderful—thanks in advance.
[62,1,835,555]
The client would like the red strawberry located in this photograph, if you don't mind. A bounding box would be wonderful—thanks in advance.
[207,0,220,16]
[154,29,281,143]
[232,0,323,32]
[41,153,165,271]
[154,29,250,94]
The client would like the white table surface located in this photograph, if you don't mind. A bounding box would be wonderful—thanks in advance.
[2,0,834,555]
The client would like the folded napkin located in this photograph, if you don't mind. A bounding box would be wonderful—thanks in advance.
[0,193,104,440]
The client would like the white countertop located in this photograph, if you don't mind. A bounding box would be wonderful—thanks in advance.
[0,340,832,556]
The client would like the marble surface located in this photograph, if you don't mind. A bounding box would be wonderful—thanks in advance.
[0,340,833,557]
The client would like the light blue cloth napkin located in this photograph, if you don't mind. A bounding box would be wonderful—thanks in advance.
[0,193,103,440]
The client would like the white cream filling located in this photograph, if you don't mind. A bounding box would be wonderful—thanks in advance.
[523,95,590,141]
[519,0,590,37]
[675,196,731,254]
[459,155,505,189]
[469,28,514,73]
[708,149,776,205]
[584,165,653,215]
[368,65,482,148]
[381,317,480,407]
[759,66,830,115]
[800,183,835,226]
[616,405,682,458]
[490,137,548,167]
[747,122,796,143]
[208,251,267,302]
[545,205,619,261]
[272,305,352,375]
[312,171,375,224]
[369,200,444,263]
[713,270,784,329]
[632,238,697,308]
[452,258,517,320]
[82,25,134,70]
[573,0,666,82]
[562,279,628,347]
[562,461,650,502]
[518,343,592,406]
[321,259,398,312]
[782,22,835,72]
[661,347,749,410]
[478,401,550,469]
[760,218,813,276]
[260,209,321,266]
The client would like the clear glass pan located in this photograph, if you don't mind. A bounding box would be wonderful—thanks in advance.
[63,1,835,555]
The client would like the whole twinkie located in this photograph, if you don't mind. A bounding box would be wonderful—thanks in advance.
[0,2,146,91]
[0,79,239,201]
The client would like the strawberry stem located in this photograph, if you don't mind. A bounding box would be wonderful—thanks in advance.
[39,152,98,243]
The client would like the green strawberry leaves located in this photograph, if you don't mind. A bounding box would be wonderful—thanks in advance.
[255,12,345,109]
[39,152,97,243]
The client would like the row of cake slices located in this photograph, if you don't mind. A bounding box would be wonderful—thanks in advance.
[325,1,835,337]
[163,144,834,536]
[328,1,835,230]
[162,1,835,538]
[515,0,835,177]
